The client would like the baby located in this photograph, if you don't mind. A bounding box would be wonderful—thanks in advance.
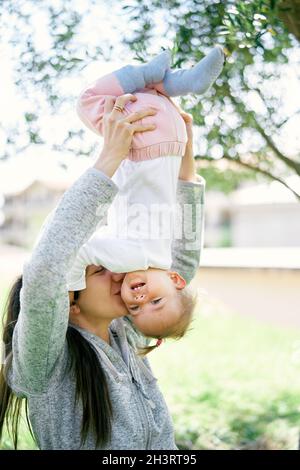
[67,46,225,347]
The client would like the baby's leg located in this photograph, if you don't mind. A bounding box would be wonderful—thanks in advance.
[149,45,225,97]
[77,50,171,136]
[114,50,171,93]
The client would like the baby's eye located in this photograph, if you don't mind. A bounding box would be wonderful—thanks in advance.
[151,298,162,305]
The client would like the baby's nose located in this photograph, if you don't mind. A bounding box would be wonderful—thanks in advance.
[134,293,145,301]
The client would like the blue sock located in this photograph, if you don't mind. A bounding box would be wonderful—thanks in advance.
[114,50,171,93]
[162,46,225,97]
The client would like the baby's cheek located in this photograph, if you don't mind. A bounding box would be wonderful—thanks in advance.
[130,315,147,332]
[132,315,159,338]
[120,291,129,306]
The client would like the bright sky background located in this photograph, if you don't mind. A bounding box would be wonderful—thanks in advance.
[0,0,300,200]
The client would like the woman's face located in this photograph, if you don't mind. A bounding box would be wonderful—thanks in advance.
[70,265,128,321]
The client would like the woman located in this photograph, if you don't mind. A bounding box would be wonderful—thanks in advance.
[0,93,205,450]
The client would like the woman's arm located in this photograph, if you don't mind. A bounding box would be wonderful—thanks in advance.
[169,100,206,283]
[12,165,119,393]
[11,95,156,394]
[171,175,205,284]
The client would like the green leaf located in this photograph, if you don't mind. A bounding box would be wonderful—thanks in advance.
[25,113,37,122]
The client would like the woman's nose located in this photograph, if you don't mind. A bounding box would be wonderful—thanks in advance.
[111,272,125,282]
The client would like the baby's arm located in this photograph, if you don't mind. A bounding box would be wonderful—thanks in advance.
[168,98,205,283]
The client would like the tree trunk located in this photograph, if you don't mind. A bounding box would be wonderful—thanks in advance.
[278,0,300,41]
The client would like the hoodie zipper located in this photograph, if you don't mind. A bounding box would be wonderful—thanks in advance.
[132,375,155,449]
[95,320,157,448]
[132,376,156,409]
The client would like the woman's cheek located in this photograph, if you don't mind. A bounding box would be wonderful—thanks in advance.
[120,291,128,306]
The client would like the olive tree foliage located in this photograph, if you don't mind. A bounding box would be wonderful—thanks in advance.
[1,0,299,197]
[1,0,112,159]
[121,0,300,197]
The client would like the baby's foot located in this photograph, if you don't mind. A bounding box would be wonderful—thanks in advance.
[114,50,171,94]
[162,45,225,97]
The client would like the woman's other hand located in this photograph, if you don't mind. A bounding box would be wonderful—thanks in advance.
[167,97,198,182]
[166,96,194,146]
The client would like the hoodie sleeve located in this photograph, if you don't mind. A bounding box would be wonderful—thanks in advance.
[171,174,206,284]
[11,168,119,394]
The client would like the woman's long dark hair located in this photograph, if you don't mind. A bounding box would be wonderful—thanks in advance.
[0,275,113,449]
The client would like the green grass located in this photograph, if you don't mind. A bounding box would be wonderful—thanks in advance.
[149,297,300,449]
[0,278,38,450]
[1,280,300,449]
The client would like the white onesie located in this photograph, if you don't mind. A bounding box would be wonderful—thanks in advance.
[66,155,182,291]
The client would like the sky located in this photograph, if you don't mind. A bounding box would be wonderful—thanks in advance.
[0,0,300,199]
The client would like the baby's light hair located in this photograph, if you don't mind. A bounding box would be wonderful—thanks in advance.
[137,284,198,356]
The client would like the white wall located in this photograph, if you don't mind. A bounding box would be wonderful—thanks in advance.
[193,266,300,329]
[230,203,300,247]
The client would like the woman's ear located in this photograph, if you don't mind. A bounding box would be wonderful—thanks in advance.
[69,291,81,316]
[70,302,81,316]
[167,271,186,290]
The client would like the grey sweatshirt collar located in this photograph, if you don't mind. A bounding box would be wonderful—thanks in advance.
[68,319,156,384]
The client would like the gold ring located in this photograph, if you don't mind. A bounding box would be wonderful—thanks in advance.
[113,105,124,113]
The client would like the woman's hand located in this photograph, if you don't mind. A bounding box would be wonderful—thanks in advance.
[167,97,198,182]
[177,109,194,148]
[94,94,157,177]
[166,96,194,147]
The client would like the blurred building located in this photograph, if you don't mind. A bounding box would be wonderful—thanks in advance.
[0,148,90,249]
[204,175,300,247]
[0,178,68,249]
[1,159,299,250]
[193,181,300,329]
[193,246,300,329]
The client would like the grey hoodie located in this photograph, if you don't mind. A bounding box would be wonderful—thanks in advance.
[7,167,205,450]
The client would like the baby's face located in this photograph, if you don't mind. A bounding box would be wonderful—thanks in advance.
[120,268,184,337]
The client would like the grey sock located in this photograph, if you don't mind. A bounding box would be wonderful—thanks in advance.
[114,50,171,93]
[162,45,225,97]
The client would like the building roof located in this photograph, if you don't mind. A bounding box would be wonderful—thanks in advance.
[0,146,91,196]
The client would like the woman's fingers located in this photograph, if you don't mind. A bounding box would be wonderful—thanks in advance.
[103,96,116,115]
[99,94,157,165]
[131,123,156,133]
[123,107,157,124]
[109,94,137,119]
[105,95,157,127]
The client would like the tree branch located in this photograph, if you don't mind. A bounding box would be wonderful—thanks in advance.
[278,0,300,42]
[230,93,300,174]
[277,109,300,129]
[195,154,300,200]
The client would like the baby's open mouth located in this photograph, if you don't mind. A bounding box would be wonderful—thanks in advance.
[130,282,145,291]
